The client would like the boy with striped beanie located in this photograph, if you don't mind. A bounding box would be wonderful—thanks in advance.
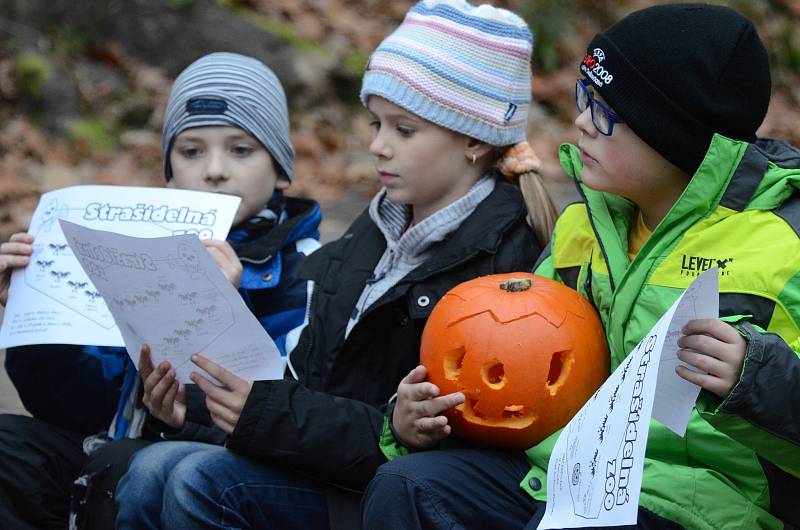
[162,52,294,184]
[95,51,324,528]
[0,51,322,530]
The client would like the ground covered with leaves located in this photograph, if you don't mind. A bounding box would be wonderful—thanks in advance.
[0,0,798,240]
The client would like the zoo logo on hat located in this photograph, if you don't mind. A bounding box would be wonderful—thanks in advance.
[581,48,614,86]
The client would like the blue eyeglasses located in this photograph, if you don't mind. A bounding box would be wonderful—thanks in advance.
[575,79,624,136]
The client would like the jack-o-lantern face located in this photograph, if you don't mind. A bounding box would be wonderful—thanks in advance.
[420,273,609,450]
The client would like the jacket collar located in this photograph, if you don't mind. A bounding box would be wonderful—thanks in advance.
[400,181,529,284]
[368,176,496,263]
[233,196,321,264]
[559,134,756,291]
[562,134,800,361]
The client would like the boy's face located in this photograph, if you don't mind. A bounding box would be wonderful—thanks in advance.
[168,126,289,226]
[575,83,689,216]
[367,96,478,224]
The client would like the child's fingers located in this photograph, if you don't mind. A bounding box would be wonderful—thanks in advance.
[677,333,724,359]
[202,240,241,272]
[416,391,464,418]
[415,415,449,434]
[149,368,177,410]
[202,239,238,261]
[206,402,237,434]
[191,372,221,399]
[209,414,236,434]
[138,344,155,379]
[676,348,727,377]
[413,416,454,446]
[204,246,227,266]
[399,365,428,385]
[8,233,35,244]
[0,241,34,257]
[142,359,173,401]
[142,362,170,403]
[205,396,240,427]
[1,233,35,259]
[682,319,739,343]
[162,379,179,412]
[191,354,248,392]
[0,254,31,269]
[677,333,743,365]
[191,370,249,415]
[204,247,234,275]
[675,365,730,397]
[403,381,441,402]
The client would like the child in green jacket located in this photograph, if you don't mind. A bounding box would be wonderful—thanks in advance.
[365,4,800,529]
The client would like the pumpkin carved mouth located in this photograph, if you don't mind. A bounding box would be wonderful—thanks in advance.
[456,398,537,429]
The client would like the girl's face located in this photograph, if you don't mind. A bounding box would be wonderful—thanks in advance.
[168,126,289,226]
[574,86,690,226]
[367,96,480,224]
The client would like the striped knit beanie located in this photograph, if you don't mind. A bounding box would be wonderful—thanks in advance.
[360,0,533,147]
[162,52,294,181]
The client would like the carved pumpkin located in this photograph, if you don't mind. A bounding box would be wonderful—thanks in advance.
[420,273,609,450]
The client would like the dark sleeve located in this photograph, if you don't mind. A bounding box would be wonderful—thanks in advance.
[227,379,385,490]
[698,321,800,472]
[4,344,123,435]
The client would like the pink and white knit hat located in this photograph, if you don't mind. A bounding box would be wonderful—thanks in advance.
[360,0,533,147]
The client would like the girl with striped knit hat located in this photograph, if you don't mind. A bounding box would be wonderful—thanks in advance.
[360,0,557,475]
[114,2,552,529]
[360,0,556,246]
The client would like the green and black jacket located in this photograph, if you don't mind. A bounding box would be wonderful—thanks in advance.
[528,135,800,529]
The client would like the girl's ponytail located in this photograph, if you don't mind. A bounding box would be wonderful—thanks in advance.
[497,142,558,248]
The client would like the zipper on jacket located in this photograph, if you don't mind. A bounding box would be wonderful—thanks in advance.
[286,280,317,382]
[574,183,616,292]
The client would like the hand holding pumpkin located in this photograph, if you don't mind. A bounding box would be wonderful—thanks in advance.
[675,318,746,398]
[392,365,465,449]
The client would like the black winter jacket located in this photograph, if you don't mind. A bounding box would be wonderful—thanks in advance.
[227,182,542,490]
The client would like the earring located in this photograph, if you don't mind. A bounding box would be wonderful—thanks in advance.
[470,154,477,165]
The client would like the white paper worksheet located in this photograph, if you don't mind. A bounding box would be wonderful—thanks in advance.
[538,268,719,529]
[60,220,283,383]
[0,185,240,348]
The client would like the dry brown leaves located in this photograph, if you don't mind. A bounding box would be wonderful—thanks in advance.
[0,1,799,240]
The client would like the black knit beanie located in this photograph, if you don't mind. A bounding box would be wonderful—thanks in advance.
[580,3,771,176]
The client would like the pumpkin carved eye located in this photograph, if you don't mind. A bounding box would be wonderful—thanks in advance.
[420,273,609,450]
[443,347,466,380]
[547,350,572,395]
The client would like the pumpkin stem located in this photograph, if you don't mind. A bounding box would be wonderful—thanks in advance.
[499,278,532,292]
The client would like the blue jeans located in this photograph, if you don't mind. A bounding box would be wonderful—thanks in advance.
[115,441,329,529]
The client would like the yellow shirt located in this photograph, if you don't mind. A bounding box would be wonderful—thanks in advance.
[627,210,652,260]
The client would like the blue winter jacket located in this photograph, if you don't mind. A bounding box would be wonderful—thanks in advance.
[4,195,321,436]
